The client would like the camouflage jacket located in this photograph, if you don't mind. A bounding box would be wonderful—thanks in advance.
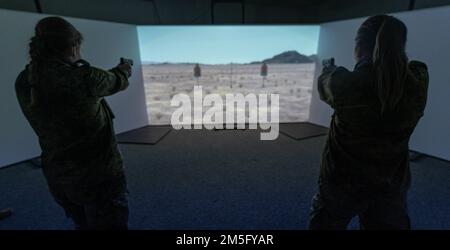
[15,59,129,187]
[317,59,429,195]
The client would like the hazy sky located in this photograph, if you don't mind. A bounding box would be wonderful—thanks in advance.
[138,26,319,64]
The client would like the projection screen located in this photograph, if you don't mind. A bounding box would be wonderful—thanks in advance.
[138,26,320,125]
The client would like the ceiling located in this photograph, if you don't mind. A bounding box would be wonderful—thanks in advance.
[0,0,449,24]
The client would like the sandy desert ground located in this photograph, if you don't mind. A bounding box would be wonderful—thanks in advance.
[142,63,316,125]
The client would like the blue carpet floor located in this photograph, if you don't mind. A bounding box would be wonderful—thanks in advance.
[0,128,449,229]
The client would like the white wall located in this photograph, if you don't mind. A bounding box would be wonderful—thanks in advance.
[0,9,149,168]
[309,6,450,160]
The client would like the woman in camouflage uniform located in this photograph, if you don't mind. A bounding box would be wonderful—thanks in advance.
[15,17,132,230]
[309,15,428,230]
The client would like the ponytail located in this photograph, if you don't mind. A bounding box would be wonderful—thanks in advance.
[356,15,409,114]
[28,36,45,106]
[372,17,408,113]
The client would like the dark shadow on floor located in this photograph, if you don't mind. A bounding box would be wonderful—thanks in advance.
[0,128,449,229]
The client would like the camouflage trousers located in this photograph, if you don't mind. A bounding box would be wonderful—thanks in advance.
[308,181,411,230]
[45,173,129,230]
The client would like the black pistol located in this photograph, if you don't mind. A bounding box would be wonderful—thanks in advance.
[322,57,335,68]
[120,57,134,66]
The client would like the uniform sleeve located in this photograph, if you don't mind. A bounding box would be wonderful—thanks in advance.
[317,66,351,108]
[408,60,429,117]
[15,69,31,109]
[82,66,130,97]
[409,61,429,86]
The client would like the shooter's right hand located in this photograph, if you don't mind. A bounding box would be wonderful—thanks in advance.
[117,63,132,78]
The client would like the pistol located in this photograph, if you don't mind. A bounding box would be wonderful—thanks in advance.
[322,58,335,68]
[120,57,134,66]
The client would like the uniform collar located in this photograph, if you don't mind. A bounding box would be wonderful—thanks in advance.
[45,58,90,68]
[354,57,373,70]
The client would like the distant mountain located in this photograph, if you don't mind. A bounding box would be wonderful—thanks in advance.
[258,50,314,64]
[143,50,317,65]
[308,54,319,63]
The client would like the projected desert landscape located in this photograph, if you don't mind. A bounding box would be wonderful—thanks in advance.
[142,51,317,125]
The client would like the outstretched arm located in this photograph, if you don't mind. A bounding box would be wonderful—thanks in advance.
[82,63,132,97]
[318,66,350,108]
